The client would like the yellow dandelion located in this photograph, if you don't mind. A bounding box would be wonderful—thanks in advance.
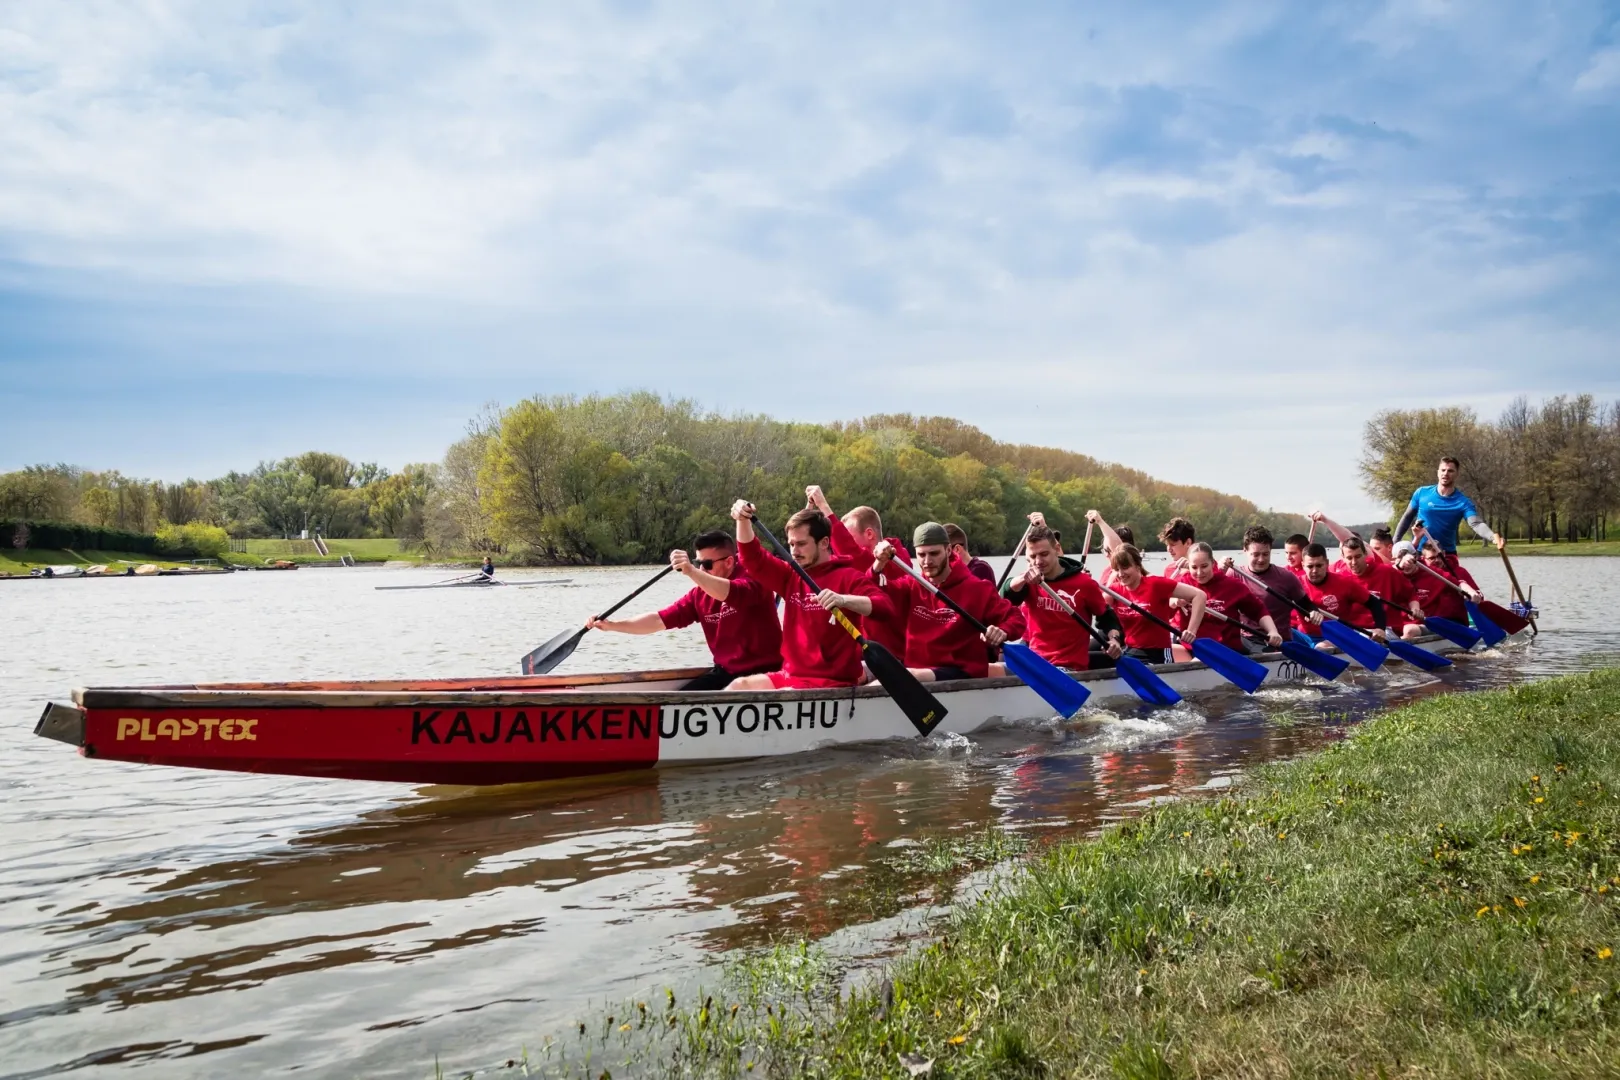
[1600,885,1611,895]
[1514,897,1527,908]
[948,1034,968,1045]
[1531,775,1540,782]
[1599,948,1613,960]
[1530,875,1541,884]
[1277,832,1287,840]
[1476,906,1491,918]
[620,1023,632,1032]
[1534,797,1545,804]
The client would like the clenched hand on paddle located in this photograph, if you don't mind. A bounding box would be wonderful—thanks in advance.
[738,503,949,738]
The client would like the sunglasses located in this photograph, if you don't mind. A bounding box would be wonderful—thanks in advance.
[695,556,732,570]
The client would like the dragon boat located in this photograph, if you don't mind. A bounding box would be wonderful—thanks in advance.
[33,633,1482,786]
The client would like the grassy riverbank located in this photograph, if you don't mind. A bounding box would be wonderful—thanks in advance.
[0,548,199,576]
[611,672,1620,1078]
[1502,539,1620,557]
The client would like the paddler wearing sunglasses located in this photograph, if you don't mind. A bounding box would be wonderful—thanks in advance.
[587,529,783,690]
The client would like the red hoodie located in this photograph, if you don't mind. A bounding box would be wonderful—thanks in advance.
[657,570,783,674]
[1410,561,1468,623]
[1332,560,1420,633]
[1295,570,1376,635]
[827,514,910,655]
[880,561,1026,678]
[738,537,895,684]
[1006,566,1111,668]
[1174,569,1265,650]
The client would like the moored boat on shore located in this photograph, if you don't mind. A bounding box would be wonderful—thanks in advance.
[35,635,1476,786]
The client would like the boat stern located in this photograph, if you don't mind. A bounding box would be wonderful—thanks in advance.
[35,701,85,747]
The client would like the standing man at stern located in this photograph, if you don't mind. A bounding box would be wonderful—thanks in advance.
[871,522,1025,681]
[1395,456,1506,569]
[726,501,895,691]
[587,531,783,690]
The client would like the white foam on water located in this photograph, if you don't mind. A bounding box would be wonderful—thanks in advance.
[1253,686,1324,703]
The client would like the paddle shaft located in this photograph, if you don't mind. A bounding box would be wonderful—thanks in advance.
[748,516,869,644]
[1498,545,1537,632]
[893,558,992,634]
[1035,579,1115,651]
[1078,520,1094,572]
[1100,583,1187,641]
[1412,557,1471,596]
[994,523,1036,590]
[1200,604,1275,644]
[1228,563,1378,630]
[592,565,679,622]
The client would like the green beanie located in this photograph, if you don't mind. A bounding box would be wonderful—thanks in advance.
[913,521,949,549]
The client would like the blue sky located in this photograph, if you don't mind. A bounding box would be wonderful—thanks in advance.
[1,1,1617,520]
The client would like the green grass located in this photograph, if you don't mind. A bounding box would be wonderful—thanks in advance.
[537,671,1620,1078]
[1502,539,1620,557]
[239,537,429,564]
[0,548,197,575]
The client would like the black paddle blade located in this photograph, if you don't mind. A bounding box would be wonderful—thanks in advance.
[861,639,948,737]
[520,626,587,675]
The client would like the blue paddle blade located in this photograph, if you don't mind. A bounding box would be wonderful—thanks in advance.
[1291,628,1318,648]
[1115,654,1181,705]
[1384,636,1453,671]
[1002,643,1092,718]
[1188,638,1268,693]
[1425,616,1481,650]
[1320,620,1389,670]
[1278,639,1349,681]
[1467,600,1508,647]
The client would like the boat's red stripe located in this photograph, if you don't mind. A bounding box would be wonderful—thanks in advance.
[82,703,662,785]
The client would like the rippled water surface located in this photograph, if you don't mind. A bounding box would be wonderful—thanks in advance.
[1,557,1615,1078]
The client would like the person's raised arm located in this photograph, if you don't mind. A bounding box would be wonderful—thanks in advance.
[1459,494,1504,549]
[732,499,756,545]
[1308,511,1355,545]
[671,549,731,602]
[1085,509,1124,554]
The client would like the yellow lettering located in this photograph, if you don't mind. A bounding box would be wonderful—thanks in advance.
[236,718,258,741]
[181,718,198,737]
[199,718,220,740]
[157,718,181,740]
[140,717,156,742]
[220,719,239,741]
[117,718,140,741]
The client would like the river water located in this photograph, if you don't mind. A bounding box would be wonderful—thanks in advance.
[0,557,1614,1078]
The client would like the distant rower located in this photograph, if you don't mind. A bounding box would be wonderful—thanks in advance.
[805,485,910,657]
[1002,517,1123,670]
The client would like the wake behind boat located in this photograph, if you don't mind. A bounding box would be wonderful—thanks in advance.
[34,633,1476,786]
[375,574,574,591]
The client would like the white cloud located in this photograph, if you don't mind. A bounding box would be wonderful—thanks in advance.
[1574,47,1620,93]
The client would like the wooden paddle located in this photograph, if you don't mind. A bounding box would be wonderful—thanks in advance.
[1035,580,1181,705]
[519,565,677,675]
[750,516,948,737]
[1099,583,1270,693]
[890,558,1090,718]
[1077,520,1094,572]
[1497,545,1537,635]
[994,522,1036,591]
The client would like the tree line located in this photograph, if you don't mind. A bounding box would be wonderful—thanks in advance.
[0,394,1305,562]
[1360,394,1620,542]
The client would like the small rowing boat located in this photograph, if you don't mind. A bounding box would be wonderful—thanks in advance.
[374,576,575,591]
[34,633,1482,786]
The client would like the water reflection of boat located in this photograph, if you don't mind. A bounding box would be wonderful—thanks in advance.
[35,637,1469,785]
